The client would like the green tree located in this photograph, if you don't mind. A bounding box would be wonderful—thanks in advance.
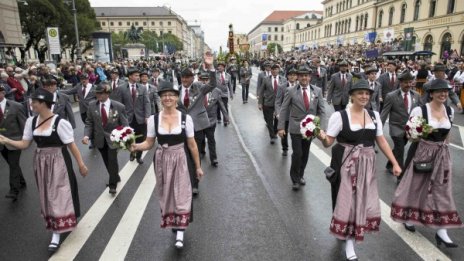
[111,32,128,58]
[267,43,283,55]
[160,33,183,53]
[124,25,143,43]
[140,30,159,53]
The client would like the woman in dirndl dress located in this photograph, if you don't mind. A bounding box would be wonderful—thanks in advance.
[131,81,204,249]
[391,78,463,247]
[0,88,88,256]
[318,80,401,261]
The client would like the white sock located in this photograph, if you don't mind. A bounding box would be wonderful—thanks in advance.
[51,233,60,245]
[345,238,357,260]
[175,231,184,248]
[437,229,453,243]
[405,222,414,227]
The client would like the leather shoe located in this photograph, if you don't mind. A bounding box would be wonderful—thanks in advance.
[282,151,288,156]
[5,191,18,201]
[109,187,117,195]
[403,223,416,232]
[130,153,135,161]
[292,183,300,191]
[136,158,144,164]
[212,160,218,167]
[48,242,60,256]
[192,188,199,196]
[300,178,306,186]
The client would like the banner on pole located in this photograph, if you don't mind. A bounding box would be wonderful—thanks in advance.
[46,27,61,55]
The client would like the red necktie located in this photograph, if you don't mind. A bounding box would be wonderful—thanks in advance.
[131,84,136,101]
[0,105,4,123]
[113,81,116,90]
[101,103,108,127]
[390,74,395,87]
[403,92,408,111]
[184,88,190,108]
[303,87,310,111]
[341,74,346,88]
[273,77,278,94]
[221,73,225,85]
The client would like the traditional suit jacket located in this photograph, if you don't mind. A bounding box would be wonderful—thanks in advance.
[84,99,128,149]
[421,80,460,106]
[278,84,327,134]
[52,91,76,129]
[378,72,400,100]
[145,83,161,115]
[109,78,129,102]
[327,72,352,106]
[275,82,297,120]
[61,82,96,114]
[206,88,229,126]
[257,70,271,96]
[380,89,422,137]
[120,81,151,124]
[239,67,252,85]
[258,75,287,107]
[0,99,27,150]
[216,71,233,98]
[177,71,217,131]
[366,81,381,112]
[310,66,327,90]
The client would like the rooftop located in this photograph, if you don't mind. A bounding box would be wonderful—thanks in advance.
[262,10,323,23]
[93,6,176,17]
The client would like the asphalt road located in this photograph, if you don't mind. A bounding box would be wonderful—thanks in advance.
[0,68,463,261]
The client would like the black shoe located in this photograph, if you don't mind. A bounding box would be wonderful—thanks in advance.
[435,233,458,248]
[212,160,218,167]
[88,144,94,149]
[192,188,199,196]
[48,242,60,255]
[109,187,117,195]
[171,228,178,234]
[270,139,275,145]
[346,255,358,261]
[136,158,144,165]
[224,122,228,127]
[403,223,416,232]
[300,178,306,186]
[282,151,288,156]
[217,120,222,124]
[5,191,18,201]
[292,183,300,191]
[130,153,135,161]
[200,153,206,159]
[20,182,27,189]
[243,101,246,104]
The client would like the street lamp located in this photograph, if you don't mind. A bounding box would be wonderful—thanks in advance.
[64,0,81,61]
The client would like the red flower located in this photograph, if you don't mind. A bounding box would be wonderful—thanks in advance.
[405,125,410,131]
[305,118,313,124]
[305,130,313,137]
[121,133,127,138]
[416,126,423,133]
[116,126,124,131]
[125,129,132,134]
[302,122,307,127]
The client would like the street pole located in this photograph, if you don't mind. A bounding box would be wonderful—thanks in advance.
[71,0,81,61]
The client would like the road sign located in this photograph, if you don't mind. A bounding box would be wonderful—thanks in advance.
[47,27,61,55]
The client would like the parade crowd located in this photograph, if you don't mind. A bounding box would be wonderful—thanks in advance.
[0,44,463,260]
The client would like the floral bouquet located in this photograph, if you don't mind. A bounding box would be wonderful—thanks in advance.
[405,116,433,141]
[110,126,141,150]
[300,114,321,140]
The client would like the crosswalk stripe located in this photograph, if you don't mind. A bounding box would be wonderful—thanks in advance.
[99,164,156,261]
[49,151,148,261]
[311,144,451,261]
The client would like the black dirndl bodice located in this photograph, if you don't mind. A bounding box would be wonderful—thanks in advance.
[32,116,64,148]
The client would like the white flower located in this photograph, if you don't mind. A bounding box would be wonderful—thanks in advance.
[307,122,316,131]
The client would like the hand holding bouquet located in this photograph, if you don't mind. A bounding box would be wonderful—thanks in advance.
[110,126,141,150]
[300,114,321,140]
[405,116,433,141]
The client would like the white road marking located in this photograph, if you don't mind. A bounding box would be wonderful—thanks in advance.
[99,164,155,261]
[49,151,148,261]
[457,125,464,150]
[312,143,450,261]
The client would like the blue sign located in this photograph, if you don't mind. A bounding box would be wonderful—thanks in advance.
[365,49,379,58]
[262,34,267,41]
[368,32,377,43]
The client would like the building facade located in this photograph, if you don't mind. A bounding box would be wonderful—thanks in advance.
[0,0,24,64]
[94,6,206,58]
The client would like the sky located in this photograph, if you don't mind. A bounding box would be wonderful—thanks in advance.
[90,0,323,51]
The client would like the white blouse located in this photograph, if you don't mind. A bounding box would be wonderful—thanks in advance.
[23,115,74,144]
[410,104,453,129]
[147,111,194,138]
[327,109,383,137]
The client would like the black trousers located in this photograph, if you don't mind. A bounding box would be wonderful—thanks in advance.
[242,83,249,102]
[203,124,217,162]
[290,134,312,184]
[80,112,87,124]
[61,147,81,217]
[130,119,147,160]
[231,75,237,93]
[386,135,408,178]
[217,97,229,121]
[98,142,120,188]
[263,106,277,139]
[280,121,289,151]
[185,143,199,190]
[333,104,346,112]
[1,147,25,193]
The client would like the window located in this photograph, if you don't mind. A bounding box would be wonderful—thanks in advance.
[360,14,364,30]
[307,23,310,28]
[151,21,155,26]
[388,7,394,26]
[110,22,114,26]
[119,21,122,26]
[355,16,359,31]
[135,22,139,26]
[168,21,171,26]
[160,21,163,26]
[127,22,130,26]
[268,27,271,32]
[378,10,383,27]
[168,31,172,34]
[160,31,163,36]
[274,35,277,41]
[281,35,284,41]
[424,35,433,51]
[101,22,106,26]
[413,0,420,21]
[400,4,407,23]
[281,27,284,32]
[447,0,455,14]
[296,23,300,30]
[429,0,436,17]
[364,13,368,29]
[143,21,147,26]
[274,27,278,32]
